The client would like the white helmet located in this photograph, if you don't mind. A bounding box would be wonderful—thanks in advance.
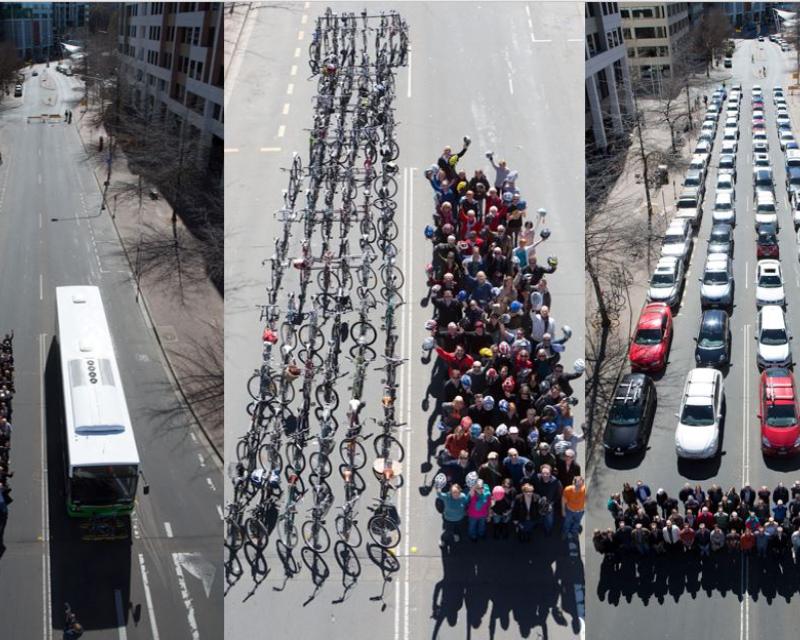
[465,471,479,488]
[434,473,448,490]
[574,359,586,374]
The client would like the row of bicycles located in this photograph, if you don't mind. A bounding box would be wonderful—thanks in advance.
[224,8,410,594]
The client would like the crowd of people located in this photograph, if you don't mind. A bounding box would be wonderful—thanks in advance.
[0,332,15,557]
[595,481,800,559]
[422,139,586,548]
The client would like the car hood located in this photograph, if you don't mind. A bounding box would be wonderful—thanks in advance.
[701,283,731,298]
[630,342,664,364]
[661,245,687,257]
[649,286,678,302]
[763,424,800,448]
[676,424,718,453]
[757,286,784,302]
[696,343,726,365]
[604,425,640,448]
[758,342,790,362]
[708,241,731,253]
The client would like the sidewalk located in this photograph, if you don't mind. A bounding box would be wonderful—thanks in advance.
[74,106,223,459]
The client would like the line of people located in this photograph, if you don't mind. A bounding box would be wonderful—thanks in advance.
[595,480,800,559]
[0,331,15,558]
[422,139,586,547]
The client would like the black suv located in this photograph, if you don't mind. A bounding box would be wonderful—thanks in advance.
[603,374,657,455]
[695,309,731,368]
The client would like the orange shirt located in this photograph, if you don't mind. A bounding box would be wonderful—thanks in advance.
[563,485,586,512]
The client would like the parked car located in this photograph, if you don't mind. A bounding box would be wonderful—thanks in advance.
[700,253,734,309]
[756,305,792,369]
[661,219,693,264]
[647,256,684,309]
[695,309,731,368]
[756,259,786,307]
[708,223,734,256]
[675,368,724,459]
[759,368,800,456]
[629,302,673,373]
[603,374,657,455]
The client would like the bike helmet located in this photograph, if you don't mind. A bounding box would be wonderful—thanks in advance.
[574,358,586,374]
[547,256,558,267]
[541,420,558,434]
[460,374,472,388]
[516,200,527,210]
[538,380,551,394]
[469,423,481,438]
[422,336,436,351]
[457,290,468,302]
[492,486,506,500]
[436,421,448,432]
[460,416,473,429]
[465,471,479,488]
[537,207,547,217]
[502,191,513,202]
[491,287,501,298]
[495,424,508,437]
[562,325,573,339]
[434,473,448,490]
[262,328,278,344]
[449,155,460,167]
[511,256,521,265]
[498,399,509,414]
[425,319,438,331]
[482,396,495,410]
[510,301,523,313]
[540,227,552,240]
[498,342,511,356]
[527,430,539,445]
[530,291,544,311]
[424,225,435,239]
[486,368,498,379]
[500,314,511,325]
[479,347,493,358]
[502,377,515,392]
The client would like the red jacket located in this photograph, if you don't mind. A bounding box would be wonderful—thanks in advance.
[696,511,715,529]
[458,211,483,240]
[435,347,475,373]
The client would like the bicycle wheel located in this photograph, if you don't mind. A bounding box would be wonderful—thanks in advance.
[225,519,245,552]
[367,514,401,549]
[297,348,324,370]
[284,443,307,477]
[278,517,299,549]
[316,268,342,292]
[349,321,377,346]
[373,434,405,462]
[334,541,362,577]
[245,516,270,551]
[298,325,325,352]
[338,438,367,470]
[383,139,400,161]
[359,218,377,244]
[302,520,332,553]
[236,437,256,464]
[280,322,298,350]
[348,342,377,362]
[258,443,283,473]
[309,451,333,478]
[356,266,378,291]
[335,514,363,547]
[373,175,399,200]
[376,218,399,242]
[315,384,339,411]
[381,264,405,289]
[224,550,244,583]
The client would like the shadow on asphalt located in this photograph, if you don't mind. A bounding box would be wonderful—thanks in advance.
[45,337,133,634]
[430,534,584,639]
[604,449,648,470]
[595,549,800,605]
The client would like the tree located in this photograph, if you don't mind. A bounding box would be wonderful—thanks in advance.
[691,6,734,77]
[0,41,23,103]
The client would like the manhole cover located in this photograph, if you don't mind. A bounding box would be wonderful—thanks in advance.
[158,326,178,342]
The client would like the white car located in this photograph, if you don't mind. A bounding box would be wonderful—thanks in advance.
[689,154,708,176]
[724,117,737,129]
[716,173,735,196]
[780,130,796,150]
[661,219,693,264]
[757,305,792,369]
[756,259,786,307]
[753,141,770,156]
[754,152,771,168]
[755,192,778,230]
[675,368,724,459]
[752,109,765,123]
[712,191,736,224]
[695,138,713,158]
[647,256,684,309]
[720,139,737,155]
[701,122,716,137]
[700,253,734,308]
[719,153,737,177]
[723,126,739,142]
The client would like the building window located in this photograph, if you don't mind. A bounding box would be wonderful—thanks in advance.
[192,27,200,46]
[212,102,222,121]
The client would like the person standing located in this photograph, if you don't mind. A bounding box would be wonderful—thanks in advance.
[437,483,468,549]
[561,476,586,540]
[533,465,562,536]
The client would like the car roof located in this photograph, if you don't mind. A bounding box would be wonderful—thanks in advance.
[760,304,786,325]
[701,309,727,329]
[655,256,678,269]
[715,191,733,203]
[666,219,689,232]
[710,223,732,234]
[763,369,794,401]
[705,254,729,267]
[758,259,781,272]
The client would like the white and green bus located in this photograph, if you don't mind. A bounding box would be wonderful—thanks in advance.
[56,286,144,518]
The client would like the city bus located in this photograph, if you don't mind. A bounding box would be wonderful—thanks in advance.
[56,286,145,518]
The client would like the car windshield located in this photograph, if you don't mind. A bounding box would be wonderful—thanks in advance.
[680,404,715,426]
[759,274,782,287]
[715,202,731,211]
[761,328,787,345]
[711,231,730,242]
[758,234,776,245]
[766,403,797,427]
[720,159,733,168]
[608,403,642,426]
[685,177,700,187]
[664,234,684,245]
[651,273,675,286]
[698,331,724,348]
[704,271,728,284]
[757,205,775,213]
[635,328,662,345]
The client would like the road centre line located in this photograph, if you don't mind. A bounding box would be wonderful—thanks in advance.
[286,83,294,95]
[197,452,206,468]
[301,14,308,24]
[508,76,514,95]
[138,554,161,640]
[114,589,128,640]
[224,148,240,153]
[40,274,43,300]
[290,64,298,76]
[282,103,291,115]
[277,125,286,138]
[260,147,282,153]
[294,47,301,58]
[403,168,415,640]
[297,30,304,41]
[407,50,412,99]
[164,522,174,538]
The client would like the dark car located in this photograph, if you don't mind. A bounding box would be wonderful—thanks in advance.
[787,167,800,203]
[757,225,780,259]
[708,223,734,256]
[695,309,731,368]
[603,374,657,455]
[13,85,22,97]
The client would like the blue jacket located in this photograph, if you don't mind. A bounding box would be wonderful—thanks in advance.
[438,491,469,523]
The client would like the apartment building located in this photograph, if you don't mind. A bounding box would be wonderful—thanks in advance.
[586,2,635,151]
[0,2,54,62]
[117,2,224,171]
[621,3,691,92]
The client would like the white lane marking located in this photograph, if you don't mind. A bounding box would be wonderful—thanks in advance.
[197,452,206,468]
[114,589,128,640]
[39,211,42,228]
[567,38,583,42]
[407,50,412,99]
[294,47,301,58]
[301,14,308,24]
[286,83,294,95]
[525,4,530,17]
[172,554,201,640]
[40,333,52,640]
[282,103,290,115]
[742,323,750,486]
[164,522,174,538]
[528,18,533,29]
[138,554,161,640]
[216,505,224,520]
[39,274,43,300]
[189,432,198,443]
[745,261,749,288]
[290,64,298,76]
[260,147,282,153]
[277,125,286,138]
[508,76,514,95]
[403,168,415,640]
[206,477,217,492]
[304,1,309,7]
[224,148,240,153]
[297,30,304,41]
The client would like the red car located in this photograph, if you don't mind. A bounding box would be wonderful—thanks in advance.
[757,228,780,259]
[759,368,800,456]
[629,302,673,373]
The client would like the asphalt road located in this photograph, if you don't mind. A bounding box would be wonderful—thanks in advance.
[587,38,800,640]
[224,3,584,639]
[0,65,222,639]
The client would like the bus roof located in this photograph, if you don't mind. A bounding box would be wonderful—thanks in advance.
[56,286,140,469]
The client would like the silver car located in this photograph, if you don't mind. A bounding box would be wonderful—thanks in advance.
[700,254,733,308]
[648,256,685,309]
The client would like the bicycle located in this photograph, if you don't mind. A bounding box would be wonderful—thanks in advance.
[366,459,403,549]
[276,473,306,549]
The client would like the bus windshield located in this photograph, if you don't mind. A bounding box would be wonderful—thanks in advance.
[71,465,138,505]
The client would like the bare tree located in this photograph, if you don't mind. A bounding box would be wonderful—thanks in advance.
[691,6,734,77]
